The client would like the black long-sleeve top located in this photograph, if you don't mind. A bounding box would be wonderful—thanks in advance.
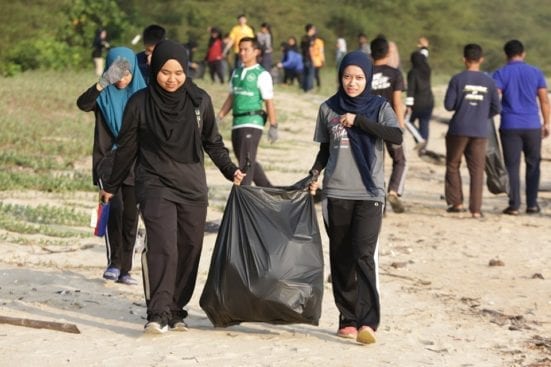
[103,88,238,206]
[76,84,135,186]
[406,53,434,111]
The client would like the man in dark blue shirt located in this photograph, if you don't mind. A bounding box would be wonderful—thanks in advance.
[136,24,166,84]
[492,40,550,215]
[444,43,501,218]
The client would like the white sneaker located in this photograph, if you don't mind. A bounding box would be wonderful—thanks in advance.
[144,320,168,334]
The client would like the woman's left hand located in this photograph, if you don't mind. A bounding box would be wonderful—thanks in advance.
[340,113,356,128]
[233,169,246,185]
[99,190,113,203]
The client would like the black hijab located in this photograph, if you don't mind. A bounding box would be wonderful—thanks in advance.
[146,40,203,163]
[326,51,385,195]
[410,50,431,78]
[326,51,384,118]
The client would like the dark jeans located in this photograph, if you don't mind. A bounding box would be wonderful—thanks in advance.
[409,107,433,141]
[301,60,315,92]
[208,60,224,84]
[231,127,271,187]
[140,197,207,317]
[105,184,138,275]
[445,135,487,213]
[500,128,542,209]
[326,198,383,331]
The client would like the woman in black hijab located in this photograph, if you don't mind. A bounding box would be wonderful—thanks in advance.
[100,40,245,334]
[308,51,402,344]
[406,50,434,151]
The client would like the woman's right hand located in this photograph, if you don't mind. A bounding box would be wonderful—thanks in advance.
[99,190,113,203]
[233,169,246,185]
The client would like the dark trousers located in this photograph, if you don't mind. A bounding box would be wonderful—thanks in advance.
[326,198,383,331]
[208,60,224,84]
[385,142,407,195]
[260,52,273,71]
[314,67,321,88]
[500,129,542,209]
[140,197,207,318]
[232,54,242,73]
[283,69,302,86]
[301,60,315,92]
[445,135,487,213]
[231,127,271,187]
[409,107,433,141]
[105,184,138,275]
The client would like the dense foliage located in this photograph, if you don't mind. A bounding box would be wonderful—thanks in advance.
[0,0,550,75]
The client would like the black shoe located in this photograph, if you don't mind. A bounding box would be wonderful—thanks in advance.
[446,206,467,213]
[144,313,169,334]
[526,206,541,214]
[168,310,189,331]
[502,207,519,216]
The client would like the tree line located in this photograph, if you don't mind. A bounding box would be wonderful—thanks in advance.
[1,0,550,76]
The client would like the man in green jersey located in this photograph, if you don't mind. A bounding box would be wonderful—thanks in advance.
[218,37,278,186]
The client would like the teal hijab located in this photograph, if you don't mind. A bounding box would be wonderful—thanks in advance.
[97,47,146,140]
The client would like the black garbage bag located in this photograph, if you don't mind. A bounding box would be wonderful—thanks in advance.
[200,185,324,327]
[485,119,509,195]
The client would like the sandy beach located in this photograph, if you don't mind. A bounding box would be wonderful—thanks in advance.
[0,84,550,367]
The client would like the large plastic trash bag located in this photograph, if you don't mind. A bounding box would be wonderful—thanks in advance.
[200,184,324,327]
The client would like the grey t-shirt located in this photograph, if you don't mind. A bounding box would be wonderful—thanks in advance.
[313,102,398,202]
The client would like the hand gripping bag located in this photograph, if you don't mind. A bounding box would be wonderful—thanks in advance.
[200,185,324,327]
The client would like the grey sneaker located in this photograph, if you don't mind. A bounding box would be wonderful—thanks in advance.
[103,267,120,281]
[117,274,138,285]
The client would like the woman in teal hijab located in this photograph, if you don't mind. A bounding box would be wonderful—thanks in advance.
[77,46,146,285]
[97,47,146,140]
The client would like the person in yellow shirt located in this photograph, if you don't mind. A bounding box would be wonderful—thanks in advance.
[224,14,255,71]
[311,35,325,89]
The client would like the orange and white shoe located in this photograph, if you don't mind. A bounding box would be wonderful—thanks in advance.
[337,326,358,339]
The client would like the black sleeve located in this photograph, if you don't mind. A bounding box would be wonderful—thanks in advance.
[310,142,330,174]
[406,71,416,100]
[76,84,101,112]
[354,114,403,145]
[201,95,238,180]
[102,95,140,193]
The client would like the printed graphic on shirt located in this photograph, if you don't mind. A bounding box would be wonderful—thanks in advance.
[232,71,258,97]
[329,115,349,149]
[464,84,488,105]
[372,72,391,91]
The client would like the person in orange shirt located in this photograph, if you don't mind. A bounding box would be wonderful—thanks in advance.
[223,14,255,71]
[310,32,325,90]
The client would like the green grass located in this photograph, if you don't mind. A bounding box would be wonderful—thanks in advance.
[0,202,90,238]
[0,70,99,242]
[0,70,96,190]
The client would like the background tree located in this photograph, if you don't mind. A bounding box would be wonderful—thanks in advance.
[0,0,550,76]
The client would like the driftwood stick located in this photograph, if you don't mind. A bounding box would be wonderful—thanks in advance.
[0,315,80,334]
